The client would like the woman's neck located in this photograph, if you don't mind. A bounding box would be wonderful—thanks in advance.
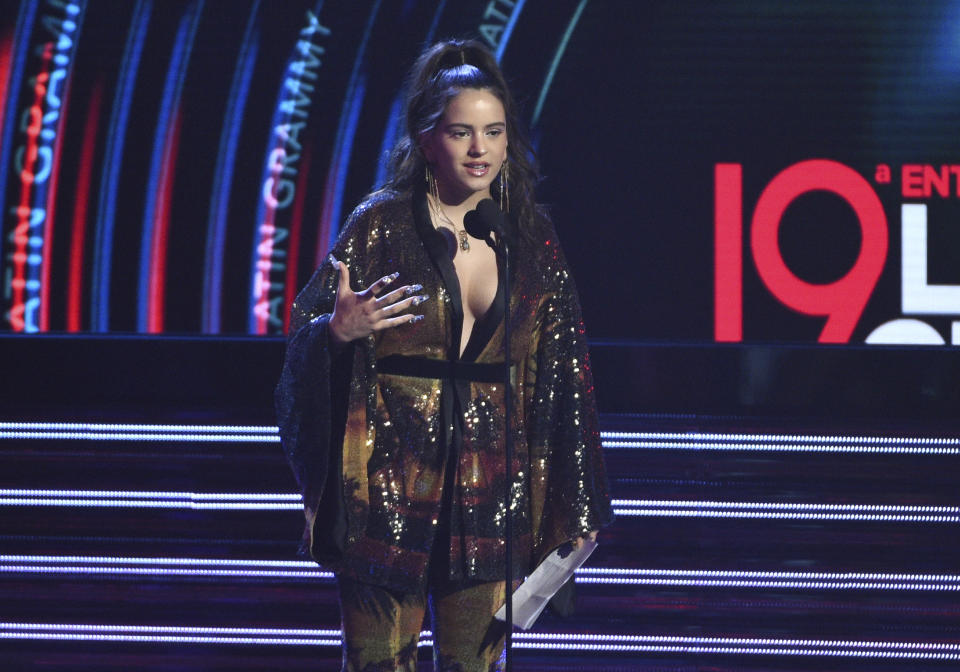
[432,188,490,224]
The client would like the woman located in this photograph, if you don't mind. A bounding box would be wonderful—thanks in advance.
[276,39,613,671]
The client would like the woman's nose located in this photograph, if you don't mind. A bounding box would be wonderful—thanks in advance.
[468,136,487,156]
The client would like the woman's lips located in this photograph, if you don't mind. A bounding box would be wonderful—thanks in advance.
[464,162,489,177]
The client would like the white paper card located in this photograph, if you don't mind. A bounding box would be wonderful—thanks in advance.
[494,540,597,630]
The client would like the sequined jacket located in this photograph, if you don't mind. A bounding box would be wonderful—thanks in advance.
[275,186,613,592]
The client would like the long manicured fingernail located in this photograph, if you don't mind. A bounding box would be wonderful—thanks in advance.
[405,284,423,295]
[384,272,399,284]
[328,254,339,269]
[410,314,424,323]
[412,294,429,306]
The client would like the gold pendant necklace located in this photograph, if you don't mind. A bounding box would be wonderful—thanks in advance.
[428,172,470,253]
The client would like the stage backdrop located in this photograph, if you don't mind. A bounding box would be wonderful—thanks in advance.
[2,0,960,344]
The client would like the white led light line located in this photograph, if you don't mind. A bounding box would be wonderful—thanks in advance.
[2,624,959,658]
[4,491,958,521]
[0,489,302,510]
[0,432,279,442]
[0,555,317,567]
[613,500,960,513]
[578,567,960,581]
[612,499,960,522]
[0,554,332,579]
[602,431,960,445]
[0,566,327,579]
[2,555,957,591]
[573,577,960,590]
[2,490,300,499]
[0,422,280,443]
[6,424,958,453]
[0,423,278,433]
[615,510,960,522]
[601,431,960,454]
[602,440,960,455]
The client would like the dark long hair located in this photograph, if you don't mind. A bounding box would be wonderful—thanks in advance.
[385,39,539,230]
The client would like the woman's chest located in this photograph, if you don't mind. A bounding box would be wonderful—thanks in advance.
[451,242,498,322]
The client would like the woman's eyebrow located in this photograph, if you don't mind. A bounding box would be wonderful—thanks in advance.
[444,121,506,129]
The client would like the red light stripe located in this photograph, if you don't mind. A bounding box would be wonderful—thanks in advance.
[147,108,182,333]
[714,163,742,342]
[40,67,75,332]
[67,80,104,332]
[283,147,311,333]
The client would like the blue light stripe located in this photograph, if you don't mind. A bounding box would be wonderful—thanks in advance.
[0,0,39,294]
[91,0,152,331]
[202,1,261,333]
[494,0,526,63]
[247,0,326,334]
[320,0,382,256]
[532,0,588,126]
[29,1,88,333]
[372,0,447,189]
[136,0,205,332]
[324,75,367,254]
[372,92,403,189]
[425,0,446,40]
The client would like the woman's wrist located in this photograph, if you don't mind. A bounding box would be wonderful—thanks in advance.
[328,317,352,353]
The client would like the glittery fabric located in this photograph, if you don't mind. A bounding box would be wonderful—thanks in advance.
[338,575,507,672]
[275,186,613,593]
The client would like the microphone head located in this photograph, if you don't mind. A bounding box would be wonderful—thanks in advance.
[464,199,514,249]
[463,202,492,241]
[476,199,507,238]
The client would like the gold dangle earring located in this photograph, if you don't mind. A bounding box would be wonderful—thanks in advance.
[426,164,439,204]
[499,160,510,213]
[426,163,470,252]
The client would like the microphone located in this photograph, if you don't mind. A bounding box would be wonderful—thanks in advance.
[464,198,512,247]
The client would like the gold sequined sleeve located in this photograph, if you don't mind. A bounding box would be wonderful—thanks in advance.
[274,204,370,539]
[526,216,614,562]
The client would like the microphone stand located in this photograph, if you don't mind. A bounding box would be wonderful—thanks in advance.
[464,200,514,670]
[500,233,513,672]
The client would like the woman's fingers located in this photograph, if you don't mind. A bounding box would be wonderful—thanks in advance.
[376,283,423,307]
[377,313,425,330]
[376,283,427,311]
[331,256,351,297]
[328,259,426,337]
[362,271,401,298]
[377,293,429,319]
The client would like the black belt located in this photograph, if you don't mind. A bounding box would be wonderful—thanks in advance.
[376,354,512,384]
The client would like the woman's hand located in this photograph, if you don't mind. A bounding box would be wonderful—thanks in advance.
[328,256,429,345]
[572,530,598,551]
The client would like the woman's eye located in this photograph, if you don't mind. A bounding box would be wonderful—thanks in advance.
[451,130,469,138]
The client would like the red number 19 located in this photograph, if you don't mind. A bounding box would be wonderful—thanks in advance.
[715,160,888,343]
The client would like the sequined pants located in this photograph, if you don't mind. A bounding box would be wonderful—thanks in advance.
[338,574,507,672]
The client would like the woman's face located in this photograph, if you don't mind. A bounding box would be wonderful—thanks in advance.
[422,88,507,205]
